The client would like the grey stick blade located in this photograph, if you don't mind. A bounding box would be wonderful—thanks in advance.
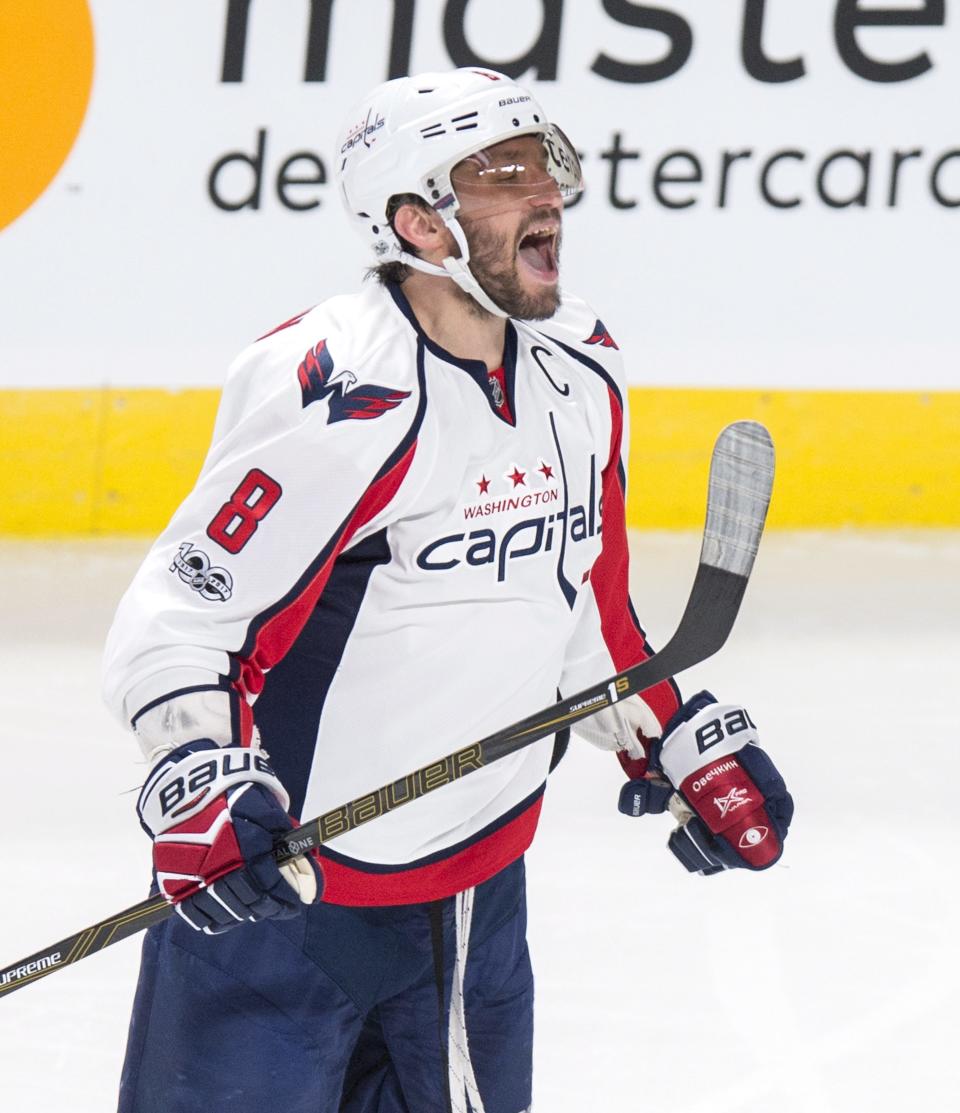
[700,421,775,579]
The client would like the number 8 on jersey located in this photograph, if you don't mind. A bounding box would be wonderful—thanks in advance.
[206,469,282,555]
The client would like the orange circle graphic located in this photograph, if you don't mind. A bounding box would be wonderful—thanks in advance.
[0,0,95,232]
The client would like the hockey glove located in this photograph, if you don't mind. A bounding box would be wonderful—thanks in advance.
[621,691,793,875]
[137,739,322,934]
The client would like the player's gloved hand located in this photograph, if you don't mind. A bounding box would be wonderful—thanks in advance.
[137,739,322,934]
[574,697,677,818]
[619,691,793,875]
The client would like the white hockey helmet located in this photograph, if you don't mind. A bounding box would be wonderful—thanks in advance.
[335,67,582,317]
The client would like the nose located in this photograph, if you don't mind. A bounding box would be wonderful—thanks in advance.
[526,177,562,210]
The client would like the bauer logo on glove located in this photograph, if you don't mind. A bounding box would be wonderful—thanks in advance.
[137,738,322,934]
[150,749,281,823]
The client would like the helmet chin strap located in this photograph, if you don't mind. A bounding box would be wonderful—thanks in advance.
[398,219,509,320]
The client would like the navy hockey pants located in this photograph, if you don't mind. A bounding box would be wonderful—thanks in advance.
[118,857,533,1113]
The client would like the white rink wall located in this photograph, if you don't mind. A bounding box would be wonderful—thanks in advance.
[3,0,960,391]
[0,532,957,1112]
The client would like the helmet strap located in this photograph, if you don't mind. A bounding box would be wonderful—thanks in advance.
[398,218,509,320]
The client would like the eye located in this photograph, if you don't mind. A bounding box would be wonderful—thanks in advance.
[477,163,524,184]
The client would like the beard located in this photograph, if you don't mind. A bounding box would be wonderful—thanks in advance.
[459,209,562,321]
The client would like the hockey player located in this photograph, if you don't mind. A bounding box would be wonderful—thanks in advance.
[103,68,793,1113]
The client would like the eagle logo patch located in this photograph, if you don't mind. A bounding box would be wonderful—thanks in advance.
[298,340,410,423]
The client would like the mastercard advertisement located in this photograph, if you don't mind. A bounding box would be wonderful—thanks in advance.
[0,1,94,232]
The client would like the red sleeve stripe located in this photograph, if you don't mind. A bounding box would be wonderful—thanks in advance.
[255,306,314,341]
[541,335,681,731]
[233,441,416,704]
[589,385,680,731]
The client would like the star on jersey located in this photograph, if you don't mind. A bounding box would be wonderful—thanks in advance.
[713,786,752,819]
[298,339,411,423]
[538,461,554,481]
[507,466,527,488]
[477,475,491,494]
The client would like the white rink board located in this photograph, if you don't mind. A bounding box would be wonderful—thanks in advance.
[0,532,958,1111]
[2,0,960,390]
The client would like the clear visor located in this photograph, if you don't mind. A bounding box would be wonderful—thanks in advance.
[449,125,582,220]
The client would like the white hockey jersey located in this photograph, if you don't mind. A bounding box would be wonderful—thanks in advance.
[103,281,680,905]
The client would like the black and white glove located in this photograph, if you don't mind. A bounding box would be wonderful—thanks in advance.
[137,739,322,933]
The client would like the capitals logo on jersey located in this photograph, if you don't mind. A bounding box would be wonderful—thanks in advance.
[415,452,602,609]
[298,340,410,423]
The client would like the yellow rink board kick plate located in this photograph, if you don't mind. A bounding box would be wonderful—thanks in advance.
[2,387,958,534]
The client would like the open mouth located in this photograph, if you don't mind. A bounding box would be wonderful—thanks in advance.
[517,225,558,282]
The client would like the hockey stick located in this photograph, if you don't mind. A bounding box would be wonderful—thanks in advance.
[0,420,774,1000]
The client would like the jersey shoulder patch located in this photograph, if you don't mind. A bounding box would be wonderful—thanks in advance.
[297,337,411,422]
[528,290,620,350]
[583,319,619,350]
[218,288,417,441]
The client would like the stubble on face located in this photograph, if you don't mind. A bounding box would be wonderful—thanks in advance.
[458,207,563,321]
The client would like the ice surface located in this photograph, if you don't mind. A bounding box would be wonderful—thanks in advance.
[0,533,957,1112]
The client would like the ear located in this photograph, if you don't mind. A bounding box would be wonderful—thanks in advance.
[393,202,455,263]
